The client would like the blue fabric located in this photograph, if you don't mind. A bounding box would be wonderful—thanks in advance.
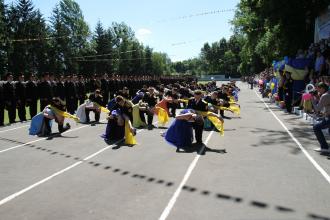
[292,80,306,101]
[271,78,278,94]
[29,113,44,135]
[29,108,54,135]
[313,117,330,149]
[131,93,144,104]
[165,109,194,149]
[287,58,312,70]
[107,99,116,111]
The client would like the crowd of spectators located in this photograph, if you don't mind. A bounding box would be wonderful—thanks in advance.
[248,36,330,154]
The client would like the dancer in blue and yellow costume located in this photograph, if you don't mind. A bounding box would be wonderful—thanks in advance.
[101,96,137,145]
[29,98,78,136]
[165,109,203,152]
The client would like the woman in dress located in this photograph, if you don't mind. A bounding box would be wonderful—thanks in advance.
[164,109,203,152]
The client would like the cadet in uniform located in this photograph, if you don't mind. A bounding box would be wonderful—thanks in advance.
[15,74,27,121]
[26,74,39,118]
[3,73,16,124]
[187,90,208,145]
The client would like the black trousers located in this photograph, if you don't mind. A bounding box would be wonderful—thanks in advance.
[285,95,292,113]
[17,100,26,121]
[140,110,153,125]
[168,103,178,117]
[28,100,38,118]
[40,99,49,112]
[6,101,16,123]
[103,95,109,106]
[85,109,100,122]
[71,98,78,113]
[66,98,76,115]
[0,103,4,125]
[220,103,230,117]
[193,120,204,143]
[278,87,284,101]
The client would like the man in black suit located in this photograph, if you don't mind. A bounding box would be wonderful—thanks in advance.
[38,73,52,111]
[3,73,16,124]
[26,74,38,118]
[65,75,77,115]
[15,74,27,121]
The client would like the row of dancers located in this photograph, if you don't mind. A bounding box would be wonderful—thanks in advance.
[29,81,240,151]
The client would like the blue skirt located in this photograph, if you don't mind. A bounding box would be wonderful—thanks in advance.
[29,109,54,135]
[165,119,193,149]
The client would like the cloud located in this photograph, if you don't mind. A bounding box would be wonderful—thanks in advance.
[136,28,152,43]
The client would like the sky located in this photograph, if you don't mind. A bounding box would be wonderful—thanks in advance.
[5,0,240,62]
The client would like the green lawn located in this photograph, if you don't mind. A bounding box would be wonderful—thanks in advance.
[198,80,212,84]
[3,100,40,125]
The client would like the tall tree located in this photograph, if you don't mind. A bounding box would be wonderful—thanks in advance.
[0,0,7,76]
[6,0,49,75]
[58,0,90,73]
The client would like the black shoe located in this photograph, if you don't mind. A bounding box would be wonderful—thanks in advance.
[196,141,204,146]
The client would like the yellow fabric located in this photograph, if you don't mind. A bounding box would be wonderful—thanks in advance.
[303,100,313,113]
[284,64,308,80]
[156,107,169,126]
[125,121,137,145]
[229,104,240,116]
[48,105,80,122]
[208,115,224,136]
[213,104,240,116]
[274,71,280,78]
[271,83,275,90]
[132,104,146,128]
[229,96,235,103]
[93,102,110,114]
[197,111,224,136]
[178,99,189,104]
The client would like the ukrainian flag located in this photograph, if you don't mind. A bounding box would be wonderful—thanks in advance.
[284,58,311,80]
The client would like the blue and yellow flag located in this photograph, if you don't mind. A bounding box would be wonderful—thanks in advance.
[285,58,311,80]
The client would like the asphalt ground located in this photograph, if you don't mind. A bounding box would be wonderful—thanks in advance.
[0,81,329,220]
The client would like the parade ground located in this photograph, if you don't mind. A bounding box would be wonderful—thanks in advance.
[0,81,329,220]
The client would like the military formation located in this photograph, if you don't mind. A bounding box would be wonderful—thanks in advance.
[0,73,196,126]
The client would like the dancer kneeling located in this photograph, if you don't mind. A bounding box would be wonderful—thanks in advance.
[164,109,204,152]
[29,98,72,136]
[102,96,137,145]
[85,89,103,123]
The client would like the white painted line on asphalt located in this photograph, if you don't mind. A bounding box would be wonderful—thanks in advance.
[0,161,83,206]
[0,122,158,206]
[0,121,105,154]
[0,125,29,133]
[159,131,215,220]
[254,90,330,184]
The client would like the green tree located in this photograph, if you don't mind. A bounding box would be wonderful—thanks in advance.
[144,46,153,74]
[58,0,90,73]
[0,0,7,76]
[6,0,49,75]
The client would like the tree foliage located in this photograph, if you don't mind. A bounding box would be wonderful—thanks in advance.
[0,0,172,78]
